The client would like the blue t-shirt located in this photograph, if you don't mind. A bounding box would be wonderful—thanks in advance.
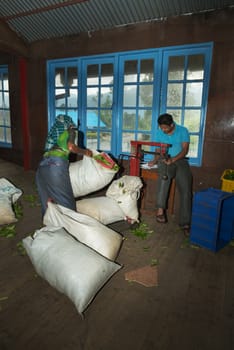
[155,123,190,157]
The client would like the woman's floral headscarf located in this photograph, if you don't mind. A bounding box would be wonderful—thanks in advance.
[44,114,76,151]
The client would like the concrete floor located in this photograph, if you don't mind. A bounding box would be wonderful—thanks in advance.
[0,158,234,350]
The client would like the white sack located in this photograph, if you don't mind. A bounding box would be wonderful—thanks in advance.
[0,195,18,225]
[0,178,22,225]
[69,150,118,197]
[76,196,126,225]
[23,226,121,315]
[43,202,123,261]
[106,175,143,223]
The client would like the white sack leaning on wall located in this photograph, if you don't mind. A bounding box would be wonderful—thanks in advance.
[43,202,123,261]
[0,178,23,225]
[106,175,143,223]
[69,150,119,197]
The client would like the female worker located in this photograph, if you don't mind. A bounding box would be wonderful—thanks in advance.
[36,114,92,216]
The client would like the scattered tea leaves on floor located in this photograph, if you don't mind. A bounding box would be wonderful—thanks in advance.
[181,237,200,249]
[0,224,16,238]
[0,296,8,301]
[130,222,154,239]
[16,241,26,255]
[23,194,39,207]
[13,201,23,219]
[143,246,150,251]
[150,258,159,266]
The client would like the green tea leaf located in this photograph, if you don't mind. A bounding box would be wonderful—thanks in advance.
[16,241,26,255]
[0,224,16,238]
[130,222,153,240]
[13,202,23,219]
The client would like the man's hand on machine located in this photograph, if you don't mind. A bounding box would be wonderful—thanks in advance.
[163,156,174,165]
[147,160,157,167]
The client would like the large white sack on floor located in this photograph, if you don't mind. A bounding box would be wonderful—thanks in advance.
[43,202,123,261]
[23,226,121,315]
[76,196,126,225]
[106,175,143,223]
[69,150,119,197]
[0,178,23,225]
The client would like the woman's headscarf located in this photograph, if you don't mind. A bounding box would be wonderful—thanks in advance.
[44,114,76,151]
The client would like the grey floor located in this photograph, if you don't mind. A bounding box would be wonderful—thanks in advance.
[0,158,234,350]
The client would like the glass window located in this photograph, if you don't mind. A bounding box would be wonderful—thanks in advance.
[163,45,212,165]
[0,66,11,148]
[47,42,213,166]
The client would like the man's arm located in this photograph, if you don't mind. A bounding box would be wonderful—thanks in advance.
[165,141,189,164]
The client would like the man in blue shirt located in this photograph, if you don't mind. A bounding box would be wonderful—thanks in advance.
[148,113,193,236]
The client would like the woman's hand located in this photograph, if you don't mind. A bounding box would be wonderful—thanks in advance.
[84,149,93,157]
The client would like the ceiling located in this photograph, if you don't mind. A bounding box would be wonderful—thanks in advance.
[0,0,233,44]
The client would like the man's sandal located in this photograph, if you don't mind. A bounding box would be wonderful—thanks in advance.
[183,225,190,237]
[156,214,167,224]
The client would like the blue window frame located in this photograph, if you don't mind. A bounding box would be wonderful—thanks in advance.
[47,42,213,166]
[0,65,12,148]
[161,44,213,165]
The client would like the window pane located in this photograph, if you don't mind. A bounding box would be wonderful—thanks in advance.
[55,68,65,87]
[184,110,201,132]
[187,55,204,79]
[86,130,97,149]
[122,132,135,152]
[87,87,98,108]
[168,56,185,80]
[67,67,78,87]
[6,127,11,143]
[0,111,3,124]
[100,131,111,150]
[68,90,78,108]
[140,59,154,82]
[55,108,66,116]
[185,83,203,106]
[188,135,199,158]
[3,111,11,126]
[139,84,153,107]
[124,61,137,83]
[100,110,112,128]
[0,127,4,141]
[167,109,182,124]
[123,86,137,106]
[87,65,99,85]
[55,89,66,107]
[138,110,152,131]
[123,110,136,129]
[3,73,9,90]
[3,92,9,108]
[101,87,112,108]
[138,133,151,142]
[55,96,65,108]
[101,64,113,85]
[66,109,78,122]
[167,83,183,106]
[87,110,99,128]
